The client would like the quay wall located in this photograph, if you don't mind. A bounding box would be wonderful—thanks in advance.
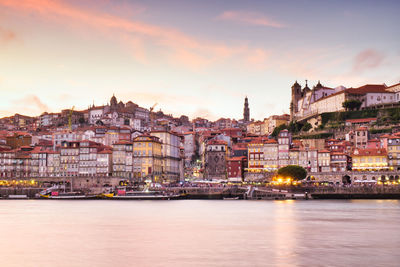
[0,188,43,198]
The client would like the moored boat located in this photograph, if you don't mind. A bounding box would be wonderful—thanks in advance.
[104,191,181,200]
[38,191,97,200]
[223,196,240,200]
[40,194,98,200]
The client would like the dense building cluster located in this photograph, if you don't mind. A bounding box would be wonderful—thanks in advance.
[1,81,400,183]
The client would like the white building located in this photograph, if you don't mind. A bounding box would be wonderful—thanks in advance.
[97,149,112,176]
[112,141,133,178]
[89,107,104,125]
[151,131,182,182]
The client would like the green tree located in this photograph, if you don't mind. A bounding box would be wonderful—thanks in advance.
[301,122,312,132]
[288,121,303,134]
[277,165,307,180]
[342,99,362,111]
[271,124,287,137]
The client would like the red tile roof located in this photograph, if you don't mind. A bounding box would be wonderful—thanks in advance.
[386,82,400,90]
[207,140,227,145]
[228,156,246,161]
[352,148,387,156]
[98,149,112,154]
[346,118,377,123]
[346,84,388,95]
[356,126,368,131]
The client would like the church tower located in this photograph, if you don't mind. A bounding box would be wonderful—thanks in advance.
[243,96,250,122]
[290,81,302,121]
[110,94,118,112]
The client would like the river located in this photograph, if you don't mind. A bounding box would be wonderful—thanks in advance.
[0,200,399,267]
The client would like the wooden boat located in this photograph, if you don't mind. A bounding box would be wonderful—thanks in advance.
[104,191,181,200]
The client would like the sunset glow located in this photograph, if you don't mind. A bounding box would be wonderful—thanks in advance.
[1,0,399,119]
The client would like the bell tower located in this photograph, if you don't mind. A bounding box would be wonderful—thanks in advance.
[243,96,250,122]
[290,81,302,120]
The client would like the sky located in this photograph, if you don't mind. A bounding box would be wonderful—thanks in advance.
[0,0,399,121]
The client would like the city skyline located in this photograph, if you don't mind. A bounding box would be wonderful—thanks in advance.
[1,0,400,120]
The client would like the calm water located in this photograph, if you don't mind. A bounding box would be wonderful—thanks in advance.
[0,200,399,267]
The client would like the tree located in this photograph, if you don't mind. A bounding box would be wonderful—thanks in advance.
[271,124,287,137]
[288,121,303,134]
[301,122,312,132]
[277,165,307,180]
[342,99,362,111]
[78,117,85,124]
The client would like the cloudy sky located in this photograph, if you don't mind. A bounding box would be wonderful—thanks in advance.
[0,0,399,120]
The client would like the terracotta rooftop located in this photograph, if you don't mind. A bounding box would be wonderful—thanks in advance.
[98,149,112,154]
[346,84,388,95]
[384,82,400,90]
[207,139,227,145]
[356,126,368,131]
[346,118,377,123]
[352,148,387,157]
[228,156,246,161]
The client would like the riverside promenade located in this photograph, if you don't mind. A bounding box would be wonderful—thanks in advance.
[2,185,400,200]
[311,186,400,199]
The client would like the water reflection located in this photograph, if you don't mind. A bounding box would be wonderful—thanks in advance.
[0,200,399,267]
[271,200,297,266]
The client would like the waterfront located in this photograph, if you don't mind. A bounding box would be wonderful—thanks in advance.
[1,200,400,266]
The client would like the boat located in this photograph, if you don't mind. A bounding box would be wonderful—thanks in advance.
[40,194,98,200]
[8,195,28,199]
[104,190,181,200]
[38,191,97,200]
[223,196,240,200]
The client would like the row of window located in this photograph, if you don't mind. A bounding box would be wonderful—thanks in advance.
[353,157,386,163]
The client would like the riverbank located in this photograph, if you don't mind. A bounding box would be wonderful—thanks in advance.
[2,186,400,200]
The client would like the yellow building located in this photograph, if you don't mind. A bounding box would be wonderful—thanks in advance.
[352,148,388,171]
[247,139,264,172]
[133,135,162,182]
[247,138,278,172]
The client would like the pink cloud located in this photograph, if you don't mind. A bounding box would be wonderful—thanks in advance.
[191,108,218,121]
[5,94,50,116]
[0,0,272,70]
[18,95,49,111]
[217,10,285,28]
[353,49,385,73]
